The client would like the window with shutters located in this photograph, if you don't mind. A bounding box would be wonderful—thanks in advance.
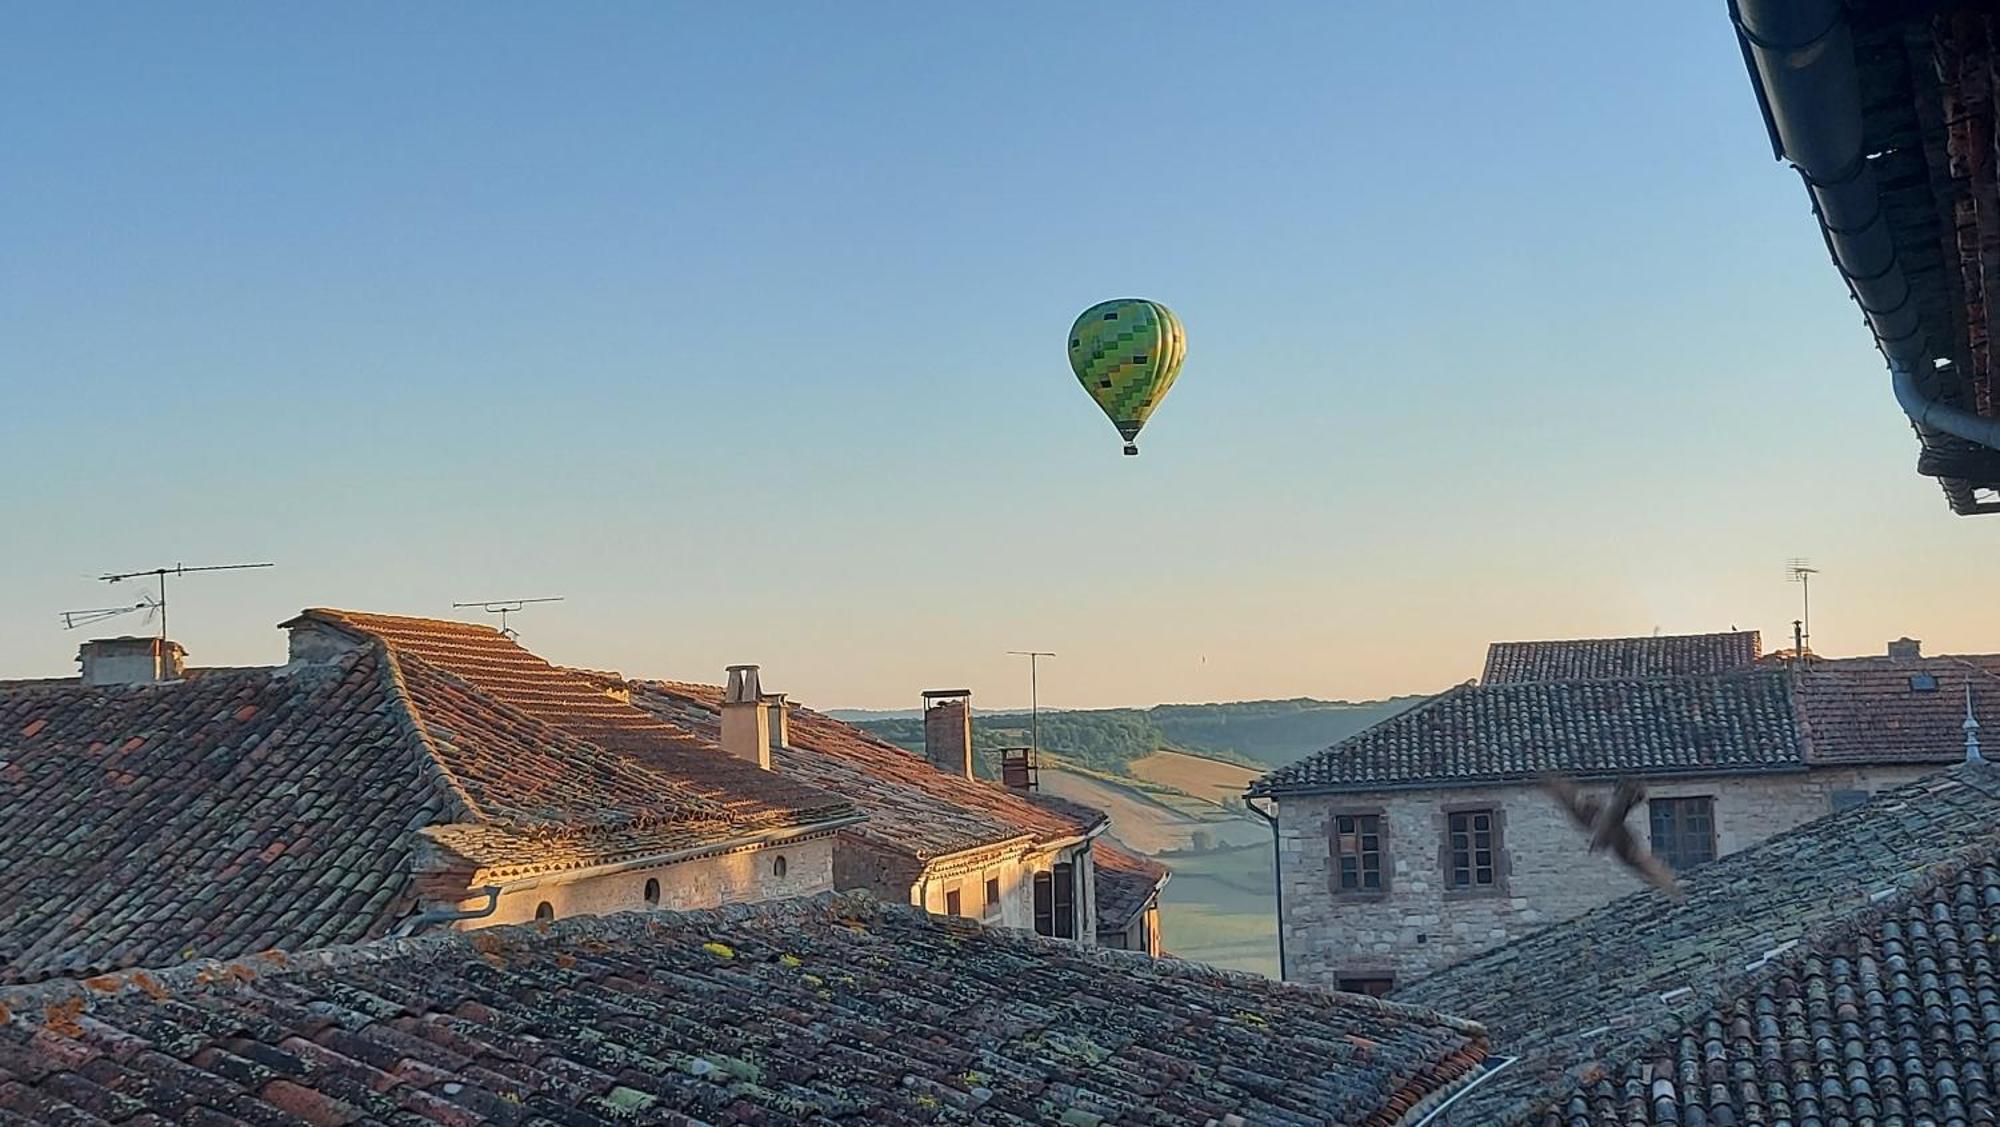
[1649,796,1717,872]
[1330,810,1387,897]
[1051,862,1076,938]
[1033,870,1054,936]
[944,889,962,917]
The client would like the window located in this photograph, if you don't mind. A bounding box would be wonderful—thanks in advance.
[1445,809,1500,891]
[1831,789,1869,812]
[1332,812,1386,894]
[534,901,554,922]
[1649,797,1716,872]
[1052,862,1076,938]
[772,854,788,878]
[1338,976,1396,997]
[1911,672,1940,692]
[643,878,660,907]
[985,877,1001,908]
[1033,865,1078,938]
[945,889,962,916]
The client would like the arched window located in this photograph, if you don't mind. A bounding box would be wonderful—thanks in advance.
[534,901,554,922]
[643,878,661,907]
[772,854,788,879]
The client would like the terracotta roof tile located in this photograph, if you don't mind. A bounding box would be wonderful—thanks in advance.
[295,610,854,829]
[1092,841,1169,933]
[1793,651,2000,765]
[0,613,862,985]
[1399,764,2000,1125]
[1482,631,1762,684]
[0,893,1488,1125]
[625,680,1106,860]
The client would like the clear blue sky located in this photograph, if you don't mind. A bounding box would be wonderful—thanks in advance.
[6,4,1998,709]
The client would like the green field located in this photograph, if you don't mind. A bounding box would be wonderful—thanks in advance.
[1037,756,1277,977]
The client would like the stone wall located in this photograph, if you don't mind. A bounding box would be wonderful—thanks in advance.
[914,841,1097,944]
[1277,764,1942,988]
[474,836,837,928]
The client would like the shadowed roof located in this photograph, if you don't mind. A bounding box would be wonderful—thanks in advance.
[1399,765,2000,1125]
[0,892,1489,1126]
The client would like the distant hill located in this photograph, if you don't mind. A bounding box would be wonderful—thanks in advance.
[850,695,1431,779]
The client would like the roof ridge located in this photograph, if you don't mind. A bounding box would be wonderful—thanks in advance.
[366,639,487,823]
[1486,629,1758,646]
[298,607,504,636]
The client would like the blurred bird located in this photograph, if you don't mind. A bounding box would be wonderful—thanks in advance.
[1542,775,1683,898]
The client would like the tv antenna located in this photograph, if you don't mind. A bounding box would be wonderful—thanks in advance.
[1005,650,1055,759]
[1786,558,1820,653]
[62,561,274,640]
[452,597,563,638]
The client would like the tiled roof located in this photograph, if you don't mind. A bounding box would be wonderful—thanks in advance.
[294,610,856,830]
[1249,672,1802,796]
[1482,631,1762,684]
[0,651,434,986]
[0,615,858,985]
[1398,764,2000,1126]
[624,680,1107,861]
[0,892,1488,1127]
[1793,651,2000,765]
[1092,840,1169,933]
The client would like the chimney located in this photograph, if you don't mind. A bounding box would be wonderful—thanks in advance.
[79,637,186,686]
[1888,637,1923,659]
[767,693,790,751]
[721,664,771,769]
[922,689,974,779]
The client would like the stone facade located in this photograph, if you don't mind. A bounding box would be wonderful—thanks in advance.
[475,836,837,928]
[1277,764,1940,988]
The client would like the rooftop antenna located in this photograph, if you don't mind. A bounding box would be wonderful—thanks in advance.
[452,597,563,639]
[62,561,275,640]
[1005,650,1055,760]
[1786,558,1820,655]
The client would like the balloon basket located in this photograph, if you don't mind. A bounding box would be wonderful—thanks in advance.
[1123,444,1139,456]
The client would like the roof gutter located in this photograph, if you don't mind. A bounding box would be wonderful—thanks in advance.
[1734,0,1994,454]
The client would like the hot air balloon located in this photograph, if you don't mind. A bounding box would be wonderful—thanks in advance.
[1068,298,1186,455]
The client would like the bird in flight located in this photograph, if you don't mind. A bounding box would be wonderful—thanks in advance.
[1542,775,1684,898]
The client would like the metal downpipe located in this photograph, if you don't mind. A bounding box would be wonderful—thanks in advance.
[1248,795,1286,981]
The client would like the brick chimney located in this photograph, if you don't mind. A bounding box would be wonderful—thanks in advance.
[1889,637,1923,659]
[721,665,771,769]
[922,689,974,778]
[79,637,186,686]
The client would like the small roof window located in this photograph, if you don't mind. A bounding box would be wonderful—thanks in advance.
[1910,673,1939,692]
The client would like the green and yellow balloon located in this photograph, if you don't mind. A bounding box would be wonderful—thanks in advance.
[1068,298,1186,455]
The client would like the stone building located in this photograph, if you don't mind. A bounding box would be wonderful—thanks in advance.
[1400,762,2000,1125]
[1247,630,1998,991]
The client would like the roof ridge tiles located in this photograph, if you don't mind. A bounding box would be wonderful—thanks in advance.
[366,639,486,824]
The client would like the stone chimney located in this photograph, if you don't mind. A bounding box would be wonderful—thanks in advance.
[922,689,974,778]
[767,693,790,751]
[721,665,771,769]
[79,637,186,686]
[1889,637,1923,659]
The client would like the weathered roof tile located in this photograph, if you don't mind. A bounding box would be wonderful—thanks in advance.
[0,893,1489,1126]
